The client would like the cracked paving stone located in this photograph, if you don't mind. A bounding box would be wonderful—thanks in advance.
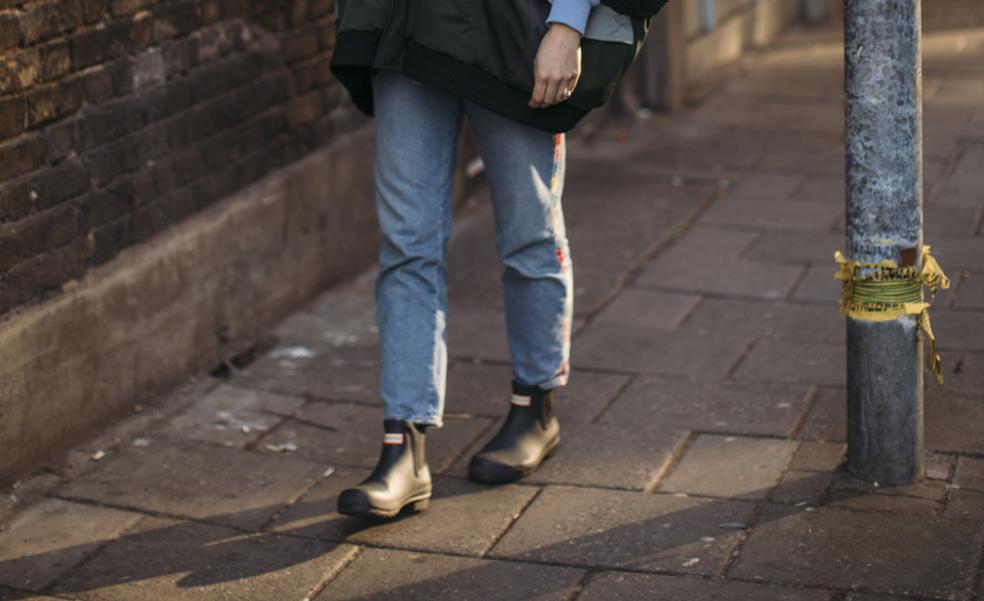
[954,456,984,491]
[577,572,831,600]
[658,435,798,500]
[58,443,324,531]
[732,504,983,599]
[232,345,381,404]
[315,547,584,601]
[161,384,304,449]
[489,486,755,574]
[944,490,984,520]
[51,517,357,601]
[268,474,537,557]
[0,499,143,592]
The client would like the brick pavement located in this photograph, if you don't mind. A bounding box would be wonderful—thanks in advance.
[3,16,984,601]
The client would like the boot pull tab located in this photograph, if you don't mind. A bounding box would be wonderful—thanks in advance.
[409,423,427,476]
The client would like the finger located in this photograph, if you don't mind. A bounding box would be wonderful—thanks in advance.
[559,75,577,102]
[541,77,560,108]
[529,74,547,108]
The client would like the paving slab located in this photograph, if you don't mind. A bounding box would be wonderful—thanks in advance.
[925,451,956,480]
[0,588,63,600]
[261,408,491,474]
[658,435,798,500]
[931,237,984,275]
[58,442,324,531]
[699,196,841,233]
[789,442,846,472]
[0,499,143,592]
[489,486,756,575]
[953,276,984,309]
[592,288,701,330]
[598,377,812,437]
[772,470,834,506]
[577,572,833,601]
[444,361,629,423]
[944,490,984,521]
[924,204,983,237]
[797,387,846,442]
[828,476,948,502]
[944,351,984,393]
[732,504,983,599]
[823,490,941,517]
[744,232,845,265]
[926,386,984,453]
[679,298,846,345]
[934,309,984,352]
[316,547,584,601]
[269,474,536,556]
[573,323,751,378]
[790,264,840,304]
[527,423,689,490]
[732,340,844,387]
[954,456,984,491]
[161,384,304,449]
[52,517,357,601]
[636,229,805,300]
[233,344,381,404]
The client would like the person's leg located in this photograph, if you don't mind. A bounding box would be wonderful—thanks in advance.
[464,103,574,392]
[373,71,464,428]
[462,100,573,484]
[338,71,463,517]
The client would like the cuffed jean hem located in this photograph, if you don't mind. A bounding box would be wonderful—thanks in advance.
[383,412,445,428]
[513,372,570,395]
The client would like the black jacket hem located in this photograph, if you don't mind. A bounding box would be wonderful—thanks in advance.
[330,31,589,133]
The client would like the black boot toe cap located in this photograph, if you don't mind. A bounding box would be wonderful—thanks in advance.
[468,455,525,484]
[337,488,373,515]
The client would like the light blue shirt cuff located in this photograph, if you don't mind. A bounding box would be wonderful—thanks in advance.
[546,0,600,35]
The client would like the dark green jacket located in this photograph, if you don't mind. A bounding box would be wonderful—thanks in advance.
[330,0,666,133]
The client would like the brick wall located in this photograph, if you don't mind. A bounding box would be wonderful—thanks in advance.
[0,0,361,319]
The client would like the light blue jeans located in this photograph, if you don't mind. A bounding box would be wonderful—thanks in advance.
[373,71,574,427]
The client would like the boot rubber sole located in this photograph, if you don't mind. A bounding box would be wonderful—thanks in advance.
[468,434,560,485]
[337,490,432,519]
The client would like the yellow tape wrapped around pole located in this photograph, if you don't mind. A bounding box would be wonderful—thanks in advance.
[834,245,951,385]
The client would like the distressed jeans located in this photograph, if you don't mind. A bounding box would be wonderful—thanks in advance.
[373,71,574,427]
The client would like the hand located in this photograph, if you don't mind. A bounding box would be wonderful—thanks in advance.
[529,23,582,109]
